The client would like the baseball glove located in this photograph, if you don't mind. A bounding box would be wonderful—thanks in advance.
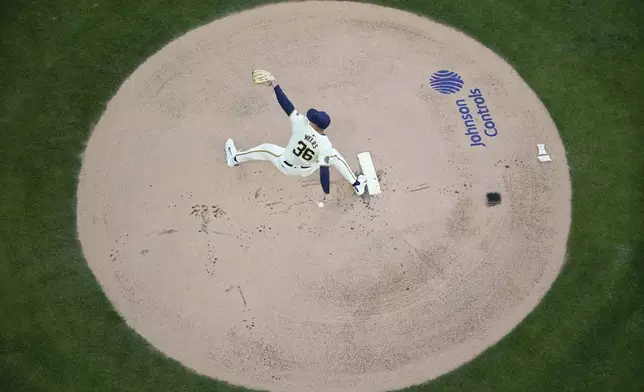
[252,69,275,86]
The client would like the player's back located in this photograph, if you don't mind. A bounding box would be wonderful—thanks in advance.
[283,111,333,166]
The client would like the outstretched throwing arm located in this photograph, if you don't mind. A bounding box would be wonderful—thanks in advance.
[319,166,331,194]
[318,155,333,195]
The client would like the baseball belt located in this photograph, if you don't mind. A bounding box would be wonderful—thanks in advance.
[283,161,310,169]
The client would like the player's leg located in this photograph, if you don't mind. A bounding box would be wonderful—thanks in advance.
[226,139,284,169]
[328,149,367,195]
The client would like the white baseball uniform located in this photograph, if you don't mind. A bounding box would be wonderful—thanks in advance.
[234,110,359,184]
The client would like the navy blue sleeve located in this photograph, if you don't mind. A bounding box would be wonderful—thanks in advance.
[320,166,330,194]
[273,85,295,116]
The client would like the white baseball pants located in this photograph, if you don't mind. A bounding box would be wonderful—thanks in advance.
[234,143,358,184]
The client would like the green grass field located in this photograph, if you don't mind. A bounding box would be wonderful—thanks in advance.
[1,0,643,391]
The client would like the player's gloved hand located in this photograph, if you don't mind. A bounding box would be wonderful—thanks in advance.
[252,69,275,86]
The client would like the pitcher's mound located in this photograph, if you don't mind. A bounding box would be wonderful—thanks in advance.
[77,2,572,391]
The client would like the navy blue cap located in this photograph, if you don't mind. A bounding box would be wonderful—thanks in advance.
[306,108,331,130]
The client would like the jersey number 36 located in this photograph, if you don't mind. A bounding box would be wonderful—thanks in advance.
[293,141,314,161]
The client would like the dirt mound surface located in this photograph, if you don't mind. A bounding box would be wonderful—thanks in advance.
[77,2,572,391]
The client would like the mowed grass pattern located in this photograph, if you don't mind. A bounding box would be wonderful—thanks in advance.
[1,0,643,391]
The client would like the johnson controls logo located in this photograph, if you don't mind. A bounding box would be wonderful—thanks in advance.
[430,69,500,148]
[429,70,464,94]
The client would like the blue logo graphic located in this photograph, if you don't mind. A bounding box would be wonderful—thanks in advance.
[430,70,464,94]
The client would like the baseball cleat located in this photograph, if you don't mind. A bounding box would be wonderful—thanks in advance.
[225,139,239,167]
[353,174,367,195]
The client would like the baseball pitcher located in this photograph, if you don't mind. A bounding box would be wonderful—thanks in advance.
[225,69,367,196]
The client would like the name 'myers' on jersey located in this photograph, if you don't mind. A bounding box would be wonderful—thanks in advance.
[283,111,333,166]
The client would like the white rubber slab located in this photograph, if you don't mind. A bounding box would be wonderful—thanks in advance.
[357,151,381,195]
